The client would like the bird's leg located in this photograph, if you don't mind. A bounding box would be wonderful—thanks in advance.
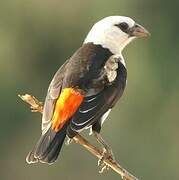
[93,132,115,173]
[94,132,114,157]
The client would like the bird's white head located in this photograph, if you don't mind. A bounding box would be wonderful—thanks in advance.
[84,16,150,55]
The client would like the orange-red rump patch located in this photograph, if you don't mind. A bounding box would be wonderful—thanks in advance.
[52,88,84,132]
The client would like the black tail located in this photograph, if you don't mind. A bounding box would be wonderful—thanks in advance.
[26,125,67,164]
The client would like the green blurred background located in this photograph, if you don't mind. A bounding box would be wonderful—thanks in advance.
[1,0,179,179]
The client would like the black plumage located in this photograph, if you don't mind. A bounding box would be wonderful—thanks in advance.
[26,43,127,164]
[69,58,127,135]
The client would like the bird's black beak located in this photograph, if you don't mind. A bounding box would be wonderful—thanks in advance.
[129,23,150,37]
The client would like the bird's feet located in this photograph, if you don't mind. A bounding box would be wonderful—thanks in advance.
[98,148,115,173]
[65,136,74,146]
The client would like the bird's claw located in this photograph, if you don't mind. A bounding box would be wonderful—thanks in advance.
[98,148,115,173]
[65,137,74,146]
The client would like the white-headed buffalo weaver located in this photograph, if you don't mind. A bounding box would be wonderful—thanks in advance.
[26,16,149,164]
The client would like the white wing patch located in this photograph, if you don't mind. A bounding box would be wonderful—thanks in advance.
[79,105,97,113]
[84,96,97,102]
[100,109,111,125]
[72,115,95,126]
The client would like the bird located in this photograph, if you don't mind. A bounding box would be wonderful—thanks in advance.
[26,16,150,165]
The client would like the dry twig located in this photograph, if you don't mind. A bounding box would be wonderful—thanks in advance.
[19,94,139,180]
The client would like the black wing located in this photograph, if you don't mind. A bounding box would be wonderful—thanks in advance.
[70,91,109,131]
[69,59,127,134]
[42,43,113,134]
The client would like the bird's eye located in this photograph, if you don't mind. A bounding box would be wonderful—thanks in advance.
[115,22,129,33]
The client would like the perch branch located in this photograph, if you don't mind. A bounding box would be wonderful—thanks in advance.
[19,94,139,180]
